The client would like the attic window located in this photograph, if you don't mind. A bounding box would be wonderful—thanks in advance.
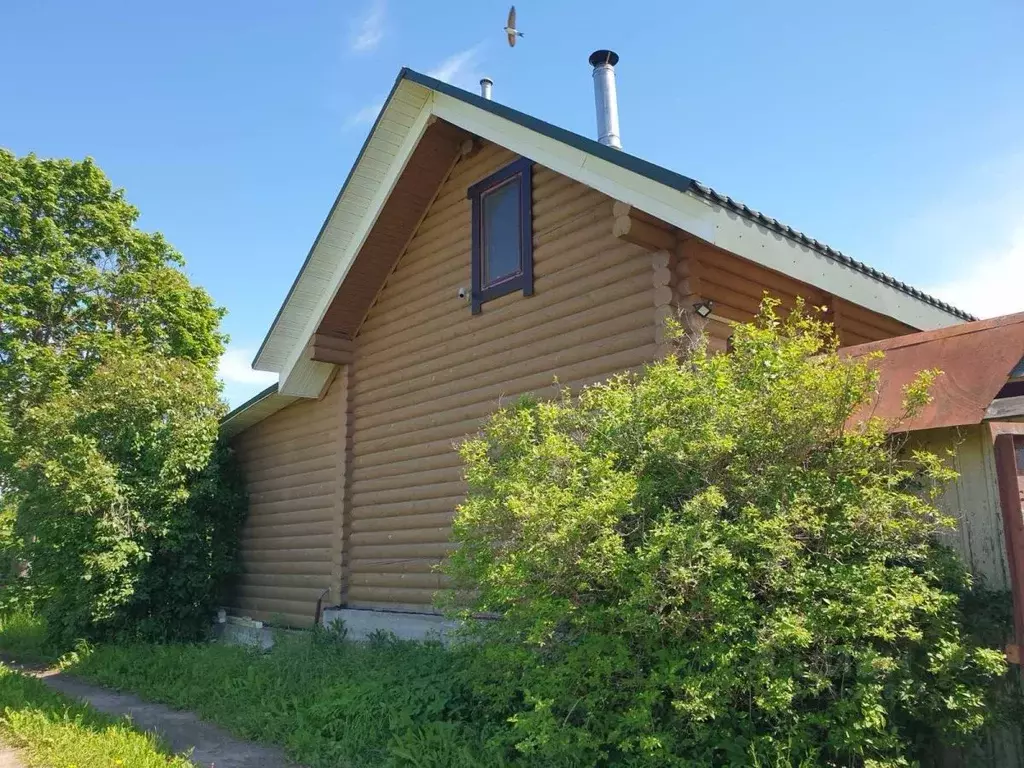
[467,157,533,314]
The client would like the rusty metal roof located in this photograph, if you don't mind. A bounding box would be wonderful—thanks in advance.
[842,312,1024,432]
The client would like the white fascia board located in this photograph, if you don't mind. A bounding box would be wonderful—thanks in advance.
[272,83,435,397]
[430,93,962,332]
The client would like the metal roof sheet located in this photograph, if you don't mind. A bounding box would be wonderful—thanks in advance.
[842,312,1024,431]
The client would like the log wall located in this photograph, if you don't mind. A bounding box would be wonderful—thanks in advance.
[673,238,917,351]
[346,142,657,611]
[229,372,346,627]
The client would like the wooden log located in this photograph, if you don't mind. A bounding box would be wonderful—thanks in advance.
[353,438,463,473]
[241,547,334,564]
[238,572,335,590]
[351,480,467,509]
[233,595,318,616]
[242,518,336,539]
[350,526,453,548]
[349,541,455,561]
[235,584,330,603]
[243,507,335,532]
[242,533,333,553]
[346,586,439,606]
[612,201,670,228]
[312,334,355,354]
[350,572,446,590]
[350,495,465,521]
[534,188,609,235]
[240,454,337,487]
[612,213,677,251]
[249,482,338,507]
[353,465,463,495]
[351,511,456,534]
[246,466,338,496]
[349,558,438,574]
[233,558,333,576]
[353,449,462,483]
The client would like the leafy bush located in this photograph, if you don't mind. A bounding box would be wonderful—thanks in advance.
[444,302,1008,767]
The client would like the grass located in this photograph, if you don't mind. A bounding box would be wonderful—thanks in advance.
[63,628,508,768]
[0,662,193,768]
[0,611,510,767]
[0,610,61,664]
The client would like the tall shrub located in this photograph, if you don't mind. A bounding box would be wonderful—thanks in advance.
[0,150,245,642]
[6,351,246,643]
[444,302,1007,767]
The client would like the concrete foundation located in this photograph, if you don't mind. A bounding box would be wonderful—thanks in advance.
[320,607,461,642]
[214,615,275,650]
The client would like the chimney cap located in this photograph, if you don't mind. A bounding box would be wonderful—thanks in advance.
[589,49,619,67]
[480,77,493,85]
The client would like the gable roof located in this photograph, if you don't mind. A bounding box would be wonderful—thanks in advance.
[253,67,973,399]
[842,312,1024,432]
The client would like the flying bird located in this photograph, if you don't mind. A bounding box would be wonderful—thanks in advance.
[504,6,524,47]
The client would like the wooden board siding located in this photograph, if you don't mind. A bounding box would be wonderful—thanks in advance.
[913,425,1011,590]
[346,142,657,611]
[229,372,346,627]
[674,238,917,350]
[911,425,1024,768]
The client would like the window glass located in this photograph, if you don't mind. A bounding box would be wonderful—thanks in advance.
[481,176,522,286]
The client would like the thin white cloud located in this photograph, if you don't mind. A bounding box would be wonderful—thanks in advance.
[427,44,485,89]
[344,45,485,130]
[879,149,1024,319]
[345,99,384,129]
[351,0,386,53]
[925,225,1024,319]
[218,347,277,388]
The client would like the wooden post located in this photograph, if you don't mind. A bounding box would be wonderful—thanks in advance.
[991,423,1024,663]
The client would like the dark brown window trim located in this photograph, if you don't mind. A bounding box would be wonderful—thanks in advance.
[467,156,534,315]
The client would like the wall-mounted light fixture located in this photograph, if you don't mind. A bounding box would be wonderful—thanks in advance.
[693,300,713,318]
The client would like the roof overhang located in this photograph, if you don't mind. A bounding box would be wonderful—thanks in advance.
[254,68,973,400]
[843,312,1024,432]
[220,384,298,440]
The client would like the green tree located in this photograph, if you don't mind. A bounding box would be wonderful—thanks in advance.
[0,150,224,418]
[444,302,1008,767]
[0,150,245,642]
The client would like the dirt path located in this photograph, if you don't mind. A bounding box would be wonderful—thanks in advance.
[31,668,304,768]
[0,744,24,768]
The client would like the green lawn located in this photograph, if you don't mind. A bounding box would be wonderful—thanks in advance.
[0,663,192,768]
[63,630,507,768]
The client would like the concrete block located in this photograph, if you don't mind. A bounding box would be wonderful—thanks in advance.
[321,608,461,642]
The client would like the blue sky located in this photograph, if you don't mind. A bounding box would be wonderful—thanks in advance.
[6,1,1023,407]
